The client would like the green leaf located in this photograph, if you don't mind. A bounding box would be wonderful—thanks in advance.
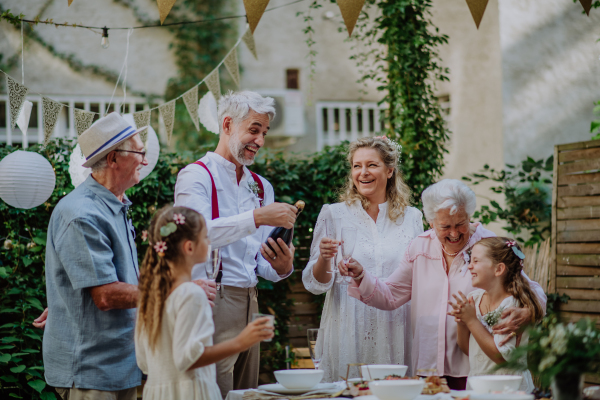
[0,266,8,278]
[27,297,44,311]
[28,379,46,393]
[21,349,40,354]
[22,257,34,267]
[30,246,43,252]
[0,353,11,363]
[0,345,14,350]
[0,322,16,329]
[1,336,20,343]
[10,364,26,373]
[40,392,57,400]
[23,332,41,341]
[9,394,23,398]
[1,374,19,382]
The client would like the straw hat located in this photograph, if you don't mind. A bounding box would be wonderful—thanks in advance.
[79,112,147,168]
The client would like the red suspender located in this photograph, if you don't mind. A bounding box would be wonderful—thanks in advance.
[193,161,219,219]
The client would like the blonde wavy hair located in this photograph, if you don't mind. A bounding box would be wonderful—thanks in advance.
[339,137,411,222]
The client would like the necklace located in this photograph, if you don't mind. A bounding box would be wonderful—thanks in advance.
[441,234,471,257]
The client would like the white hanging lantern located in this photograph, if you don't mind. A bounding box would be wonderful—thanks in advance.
[68,143,91,188]
[0,151,56,209]
[122,113,160,180]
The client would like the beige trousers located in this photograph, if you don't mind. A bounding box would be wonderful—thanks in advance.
[55,385,137,400]
[213,285,260,399]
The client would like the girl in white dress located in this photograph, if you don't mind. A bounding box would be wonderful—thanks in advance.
[135,206,273,400]
[303,137,424,382]
[448,237,545,393]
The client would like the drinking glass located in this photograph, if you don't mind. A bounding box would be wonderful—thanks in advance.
[252,313,275,342]
[204,246,221,282]
[340,227,357,284]
[324,219,338,276]
[307,328,324,370]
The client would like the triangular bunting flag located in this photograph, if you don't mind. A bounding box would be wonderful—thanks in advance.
[465,0,489,29]
[17,100,33,137]
[6,75,29,129]
[182,86,200,132]
[243,0,271,34]
[157,0,177,25]
[133,110,151,144]
[336,0,366,37]
[580,0,593,16]
[242,27,258,60]
[158,100,176,144]
[68,0,74,6]
[205,69,221,101]
[42,97,64,145]
[224,49,240,87]
[73,109,96,136]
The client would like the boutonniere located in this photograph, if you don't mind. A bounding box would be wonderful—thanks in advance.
[481,306,505,328]
[247,181,264,207]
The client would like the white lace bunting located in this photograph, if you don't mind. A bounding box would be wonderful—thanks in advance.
[6,74,29,129]
[224,48,240,87]
[158,100,176,144]
[182,86,200,132]
[205,69,221,101]
[133,110,151,144]
[42,97,64,145]
[74,109,96,136]
[242,27,258,60]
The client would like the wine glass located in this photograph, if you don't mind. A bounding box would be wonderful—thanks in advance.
[204,246,221,282]
[340,227,357,284]
[324,219,339,276]
[307,328,324,370]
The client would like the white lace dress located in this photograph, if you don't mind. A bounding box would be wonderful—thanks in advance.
[302,201,424,382]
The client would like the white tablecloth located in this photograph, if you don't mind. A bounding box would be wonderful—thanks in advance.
[225,390,454,400]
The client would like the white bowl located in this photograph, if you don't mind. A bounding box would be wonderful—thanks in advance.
[470,395,534,400]
[468,375,523,393]
[274,369,324,389]
[360,364,408,380]
[369,380,425,400]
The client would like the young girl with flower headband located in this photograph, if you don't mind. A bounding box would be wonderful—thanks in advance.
[448,237,544,392]
[135,206,274,400]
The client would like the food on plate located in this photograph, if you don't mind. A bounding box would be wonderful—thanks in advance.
[380,374,450,395]
[347,380,372,396]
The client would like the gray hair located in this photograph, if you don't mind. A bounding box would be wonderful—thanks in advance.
[90,137,134,173]
[217,91,276,133]
[421,179,477,223]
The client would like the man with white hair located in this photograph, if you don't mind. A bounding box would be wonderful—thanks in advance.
[174,91,297,397]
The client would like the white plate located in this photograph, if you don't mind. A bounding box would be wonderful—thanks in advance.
[451,389,475,398]
[257,382,337,395]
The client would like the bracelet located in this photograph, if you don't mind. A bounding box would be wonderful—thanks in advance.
[353,269,365,281]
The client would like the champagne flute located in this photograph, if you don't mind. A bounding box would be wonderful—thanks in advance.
[307,328,324,370]
[340,227,357,284]
[324,219,339,276]
[204,246,221,282]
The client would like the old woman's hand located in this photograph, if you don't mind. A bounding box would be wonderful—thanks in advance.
[448,291,476,325]
[493,307,531,346]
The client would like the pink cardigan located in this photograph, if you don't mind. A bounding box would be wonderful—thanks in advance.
[348,223,547,377]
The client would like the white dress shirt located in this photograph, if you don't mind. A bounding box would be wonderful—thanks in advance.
[174,152,292,288]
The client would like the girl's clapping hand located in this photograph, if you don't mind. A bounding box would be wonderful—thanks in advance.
[448,291,476,324]
[238,317,275,349]
[319,238,340,261]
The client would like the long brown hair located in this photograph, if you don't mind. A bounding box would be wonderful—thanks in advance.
[474,237,544,323]
[136,205,206,351]
[339,137,412,222]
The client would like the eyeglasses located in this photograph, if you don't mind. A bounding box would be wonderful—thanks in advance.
[114,149,146,159]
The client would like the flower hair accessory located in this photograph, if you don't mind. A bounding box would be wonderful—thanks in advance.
[153,241,168,257]
[173,214,185,225]
[159,214,186,238]
[506,240,526,260]
[373,135,403,162]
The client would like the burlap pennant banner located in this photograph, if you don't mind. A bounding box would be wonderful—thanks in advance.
[205,69,221,101]
[133,110,152,144]
[74,108,95,136]
[580,0,593,16]
[159,100,176,144]
[68,0,74,6]
[6,74,29,129]
[224,48,241,87]
[465,0,489,29]
[157,0,177,25]
[182,86,200,132]
[242,27,258,60]
[243,0,271,34]
[42,97,64,145]
[336,0,366,37]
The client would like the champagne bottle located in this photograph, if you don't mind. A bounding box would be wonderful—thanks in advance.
[265,200,305,253]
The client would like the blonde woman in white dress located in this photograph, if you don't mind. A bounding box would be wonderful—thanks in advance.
[135,206,274,400]
[302,137,424,382]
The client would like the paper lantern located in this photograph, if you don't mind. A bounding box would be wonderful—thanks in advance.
[68,143,91,188]
[0,151,56,209]
[122,113,160,180]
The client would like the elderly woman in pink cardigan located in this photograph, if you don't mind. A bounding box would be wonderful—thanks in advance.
[342,179,547,390]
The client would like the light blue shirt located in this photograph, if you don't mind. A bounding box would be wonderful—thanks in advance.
[43,175,141,391]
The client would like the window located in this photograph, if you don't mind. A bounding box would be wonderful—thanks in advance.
[286,69,299,89]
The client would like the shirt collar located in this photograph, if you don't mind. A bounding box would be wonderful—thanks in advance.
[83,175,131,215]
[206,151,252,182]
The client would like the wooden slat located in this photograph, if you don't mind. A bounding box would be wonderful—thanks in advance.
[560,311,600,325]
[291,303,318,315]
[558,172,600,185]
[557,265,600,276]
[557,195,600,208]
[558,300,600,313]
[557,219,600,232]
[557,254,600,266]
[551,145,558,294]
[292,347,311,357]
[286,323,318,338]
[557,205,600,220]
[557,230,600,242]
[585,374,600,385]
[292,359,314,369]
[287,293,314,303]
[559,147,600,162]
[557,183,600,197]
[558,243,600,254]
[558,159,600,175]
[556,276,600,289]
[557,139,600,151]
[558,288,600,300]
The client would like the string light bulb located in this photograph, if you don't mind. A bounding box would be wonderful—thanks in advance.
[101,27,109,49]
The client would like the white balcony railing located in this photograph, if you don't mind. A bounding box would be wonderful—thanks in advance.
[316,101,387,151]
[0,95,161,147]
